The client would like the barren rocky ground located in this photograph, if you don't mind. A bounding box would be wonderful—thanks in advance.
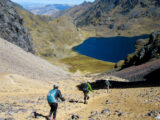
[0,73,159,120]
[0,37,70,81]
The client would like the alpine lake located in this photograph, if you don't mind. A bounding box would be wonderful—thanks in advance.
[74,35,149,63]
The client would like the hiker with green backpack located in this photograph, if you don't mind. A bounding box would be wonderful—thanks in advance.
[47,83,65,120]
[82,80,93,104]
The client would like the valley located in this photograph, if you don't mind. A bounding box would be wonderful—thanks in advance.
[14,0,160,73]
[0,0,160,120]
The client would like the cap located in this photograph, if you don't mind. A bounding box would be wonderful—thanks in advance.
[54,83,59,88]
[87,80,91,83]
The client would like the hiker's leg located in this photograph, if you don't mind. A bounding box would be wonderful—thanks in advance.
[53,103,58,119]
[49,104,54,118]
[84,96,87,104]
[84,92,89,104]
[84,92,87,104]
[86,93,90,104]
[87,93,90,100]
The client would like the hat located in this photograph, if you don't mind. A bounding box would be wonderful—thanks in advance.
[87,80,91,83]
[54,83,59,88]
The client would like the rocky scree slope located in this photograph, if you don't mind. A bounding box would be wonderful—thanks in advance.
[0,0,34,53]
[72,0,160,27]
[110,58,160,81]
[0,37,70,81]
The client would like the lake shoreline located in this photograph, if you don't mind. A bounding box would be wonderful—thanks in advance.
[74,34,149,63]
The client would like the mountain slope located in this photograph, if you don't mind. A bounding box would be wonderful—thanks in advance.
[0,37,70,81]
[23,4,72,16]
[121,31,160,68]
[71,0,160,27]
[111,58,160,81]
[60,1,93,19]
[0,0,34,53]
[15,6,94,60]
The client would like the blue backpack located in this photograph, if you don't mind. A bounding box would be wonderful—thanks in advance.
[47,89,57,103]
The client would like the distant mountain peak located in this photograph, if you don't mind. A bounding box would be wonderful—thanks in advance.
[20,3,73,16]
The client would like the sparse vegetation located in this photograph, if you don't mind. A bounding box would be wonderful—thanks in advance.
[17,8,95,59]
[17,9,87,59]
[61,55,115,73]
[15,0,160,74]
[115,60,125,70]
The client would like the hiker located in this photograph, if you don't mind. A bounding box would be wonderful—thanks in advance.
[47,83,65,120]
[104,79,111,93]
[82,81,93,104]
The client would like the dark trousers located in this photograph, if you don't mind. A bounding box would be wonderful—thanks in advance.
[49,103,58,119]
[83,91,90,104]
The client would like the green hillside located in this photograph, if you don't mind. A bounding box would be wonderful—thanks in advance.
[17,9,83,58]
[16,8,115,73]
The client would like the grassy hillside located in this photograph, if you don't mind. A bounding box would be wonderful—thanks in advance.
[17,8,92,59]
[16,1,160,74]
[16,8,116,74]
[63,0,160,37]
[61,54,115,73]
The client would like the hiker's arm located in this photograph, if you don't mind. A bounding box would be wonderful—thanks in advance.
[58,90,65,101]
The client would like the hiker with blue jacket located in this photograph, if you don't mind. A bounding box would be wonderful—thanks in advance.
[82,81,93,104]
[47,83,65,120]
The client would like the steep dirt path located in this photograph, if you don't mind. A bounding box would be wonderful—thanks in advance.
[0,74,159,120]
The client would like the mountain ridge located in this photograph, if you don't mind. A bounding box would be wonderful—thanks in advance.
[71,0,160,27]
[21,3,73,16]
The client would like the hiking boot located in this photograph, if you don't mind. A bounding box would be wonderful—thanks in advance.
[84,101,88,104]
[48,116,52,120]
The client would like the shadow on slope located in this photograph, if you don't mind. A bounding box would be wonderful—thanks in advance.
[77,69,160,90]
[33,112,49,120]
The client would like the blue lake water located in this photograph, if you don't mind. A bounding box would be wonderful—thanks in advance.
[74,35,149,63]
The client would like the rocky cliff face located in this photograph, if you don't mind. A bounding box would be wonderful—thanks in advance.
[0,0,34,53]
[122,31,160,68]
[72,0,160,27]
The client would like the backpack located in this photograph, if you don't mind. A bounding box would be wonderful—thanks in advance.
[47,89,57,103]
[82,83,89,92]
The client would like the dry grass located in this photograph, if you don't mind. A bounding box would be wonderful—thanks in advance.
[61,54,115,73]
[17,9,94,60]
[0,73,159,120]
